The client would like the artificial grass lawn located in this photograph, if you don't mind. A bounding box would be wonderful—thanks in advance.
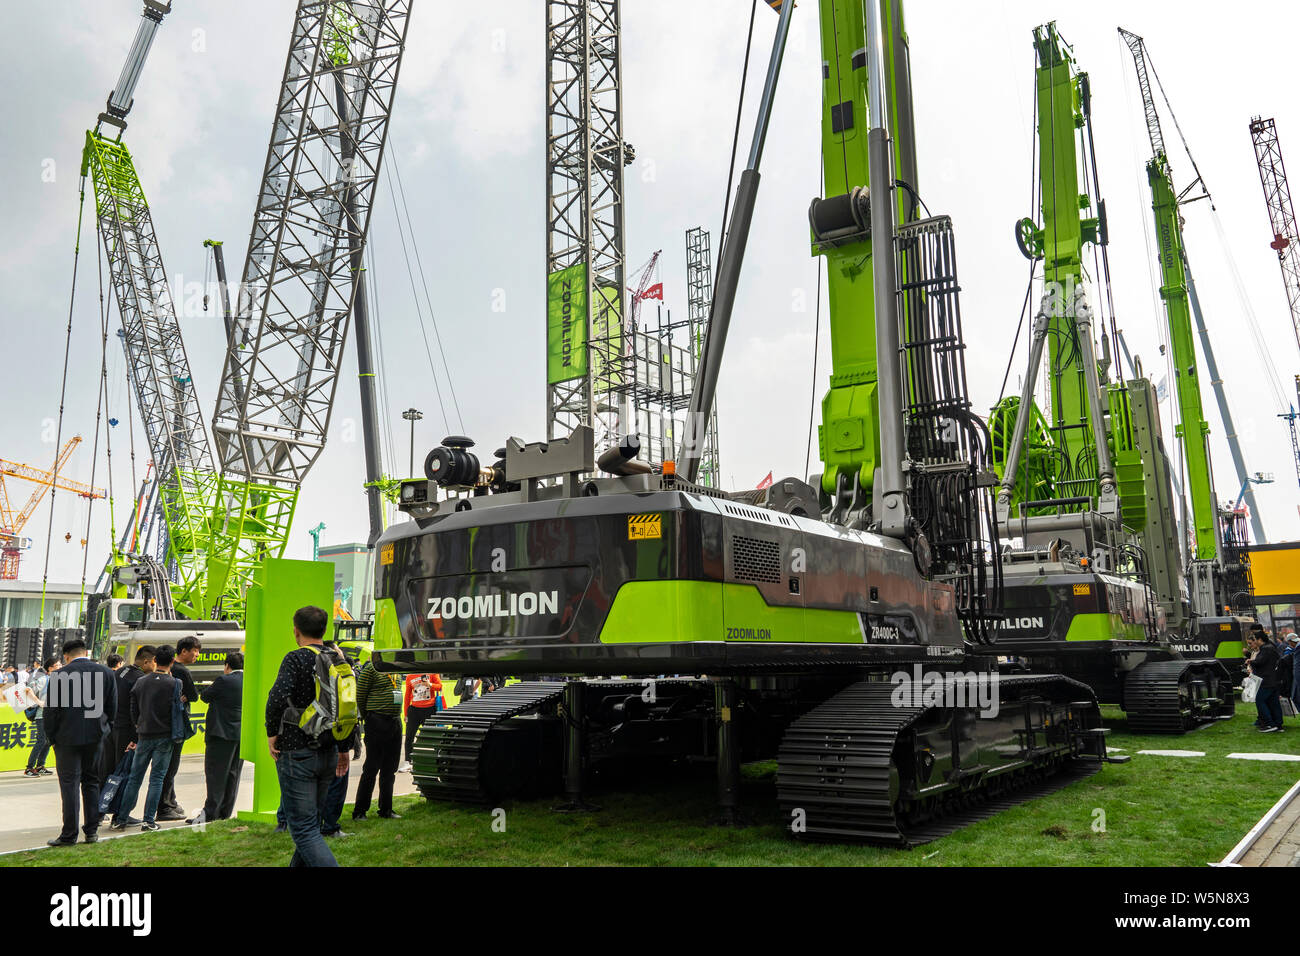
[6,706,1296,867]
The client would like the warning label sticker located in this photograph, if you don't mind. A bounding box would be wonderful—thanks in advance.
[380,543,395,566]
[1072,583,1091,596]
[628,513,662,540]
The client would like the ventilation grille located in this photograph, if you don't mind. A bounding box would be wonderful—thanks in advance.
[724,503,792,526]
[732,536,781,583]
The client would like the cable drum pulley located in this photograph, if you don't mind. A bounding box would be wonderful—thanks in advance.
[1015,217,1044,260]
[809,186,871,248]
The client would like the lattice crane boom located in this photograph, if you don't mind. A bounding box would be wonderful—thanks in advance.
[83,1,218,600]
[203,1,412,617]
[1249,116,1300,359]
[1118,25,1266,548]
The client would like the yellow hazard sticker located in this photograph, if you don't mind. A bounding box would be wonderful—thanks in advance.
[380,542,394,566]
[1220,623,1232,631]
[1072,583,1091,596]
[628,513,662,540]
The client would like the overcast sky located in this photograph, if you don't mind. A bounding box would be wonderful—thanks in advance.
[4,0,1300,591]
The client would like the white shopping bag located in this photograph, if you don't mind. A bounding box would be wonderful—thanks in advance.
[1241,674,1261,703]
[3,684,30,714]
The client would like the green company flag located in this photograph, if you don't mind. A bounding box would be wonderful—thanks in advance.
[547,263,588,384]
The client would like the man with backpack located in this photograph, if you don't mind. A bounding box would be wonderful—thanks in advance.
[265,606,358,867]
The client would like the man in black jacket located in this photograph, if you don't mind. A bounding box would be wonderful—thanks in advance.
[191,651,244,823]
[156,636,201,821]
[265,606,356,867]
[111,645,180,831]
[43,638,117,847]
[1248,628,1285,733]
[98,645,155,784]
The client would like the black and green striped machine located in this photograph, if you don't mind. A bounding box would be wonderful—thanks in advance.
[371,0,1113,845]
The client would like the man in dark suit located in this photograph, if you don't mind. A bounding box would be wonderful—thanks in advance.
[42,637,117,846]
[191,651,244,823]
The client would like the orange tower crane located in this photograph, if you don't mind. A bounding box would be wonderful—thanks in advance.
[0,437,106,579]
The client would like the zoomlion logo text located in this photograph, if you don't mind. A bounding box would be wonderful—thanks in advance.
[559,279,575,368]
[428,591,560,621]
[996,616,1045,630]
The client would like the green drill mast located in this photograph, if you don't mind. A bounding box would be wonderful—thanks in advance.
[990,23,1192,633]
[811,0,917,507]
[991,23,1126,527]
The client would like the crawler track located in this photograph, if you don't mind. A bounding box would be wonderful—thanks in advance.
[1123,659,1235,734]
[411,682,564,804]
[775,675,1105,845]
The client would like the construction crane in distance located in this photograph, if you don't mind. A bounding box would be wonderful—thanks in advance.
[1247,116,1300,489]
[1119,28,1266,546]
[0,438,106,580]
[628,250,662,331]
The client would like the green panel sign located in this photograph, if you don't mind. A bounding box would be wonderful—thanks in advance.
[547,263,588,384]
[592,282,622,393]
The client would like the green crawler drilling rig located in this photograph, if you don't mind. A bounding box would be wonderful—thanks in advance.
[370,0,1110,846]
[980,23,1234,733]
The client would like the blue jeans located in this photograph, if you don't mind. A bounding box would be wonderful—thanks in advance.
[1257,687,1284,730]
[114,735,175,825]
[275,767,348,834]
[320,767,349,835]
[276,747,340,867]
[27,717,51,769]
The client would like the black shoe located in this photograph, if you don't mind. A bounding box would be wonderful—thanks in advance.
[46,837,77,847]
[155,810,186,822]
[83,833,99,844]
[377,812,402,820]
[23,769,37,777]
[140,821,161,832]
[351,812,367,821]
[36,768,52,776]
[110,816,142,830]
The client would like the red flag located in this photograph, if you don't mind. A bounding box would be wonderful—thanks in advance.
[639,282,664,301]
[756,471,773,490]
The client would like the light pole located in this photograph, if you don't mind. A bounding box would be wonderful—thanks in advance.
[402,408,423,477]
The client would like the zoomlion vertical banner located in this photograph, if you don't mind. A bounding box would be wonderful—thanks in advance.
[547,263,588,384]
[592,283,623,394]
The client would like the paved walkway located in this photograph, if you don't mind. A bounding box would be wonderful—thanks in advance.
[1237,788,1300,867]
[0,753,418,855]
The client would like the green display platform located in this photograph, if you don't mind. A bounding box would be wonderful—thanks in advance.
[237,558,335,824]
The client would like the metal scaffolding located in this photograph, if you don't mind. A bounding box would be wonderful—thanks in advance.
[683,226,720,484]
[545,0,630,452]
